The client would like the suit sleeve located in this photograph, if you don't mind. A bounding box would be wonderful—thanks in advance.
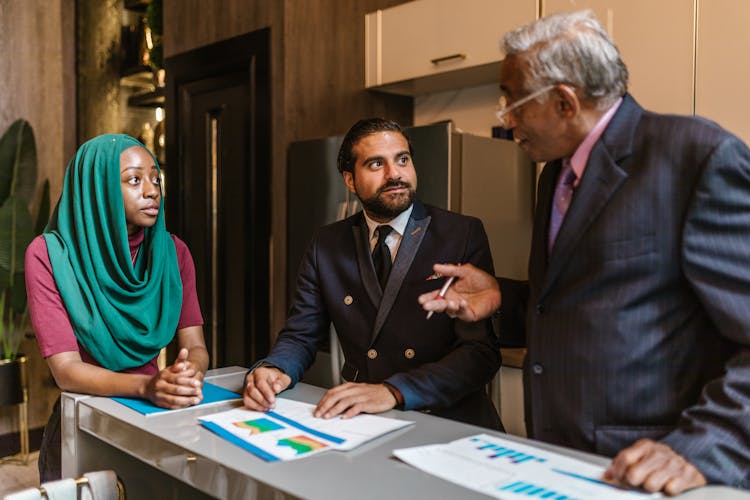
[387,217,502,411]
[661,134,750,488]
[496,277,529,348]
[259,234,330,386]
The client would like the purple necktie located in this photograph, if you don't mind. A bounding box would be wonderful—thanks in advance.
[548,160,577,253]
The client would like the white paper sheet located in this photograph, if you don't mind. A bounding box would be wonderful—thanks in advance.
[199,398,413,461]
[394,434,661,499]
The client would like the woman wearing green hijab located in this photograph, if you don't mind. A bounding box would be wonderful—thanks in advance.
[25,134,208,481]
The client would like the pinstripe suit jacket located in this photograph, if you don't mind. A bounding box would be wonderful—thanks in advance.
[264,201,503,429]
[499,94,750,487]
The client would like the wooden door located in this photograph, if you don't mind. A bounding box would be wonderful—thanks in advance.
[166,30,270,368]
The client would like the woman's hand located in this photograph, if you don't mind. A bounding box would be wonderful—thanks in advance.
[44,326,208,407]
[144,348,204,409]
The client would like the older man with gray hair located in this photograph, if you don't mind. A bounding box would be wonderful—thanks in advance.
[420,9,750,495]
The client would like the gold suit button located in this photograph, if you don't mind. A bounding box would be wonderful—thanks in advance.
[404,348,415,359]
[367,349,378,359]
[344,295,353,305]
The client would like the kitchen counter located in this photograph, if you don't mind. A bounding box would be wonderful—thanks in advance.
[61,366,749,499]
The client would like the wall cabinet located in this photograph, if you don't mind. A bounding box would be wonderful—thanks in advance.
[365,0,536,95]
[695,0,750,144]
[372,0,750,144]
[542,0,695,116]
[542,0,750,145]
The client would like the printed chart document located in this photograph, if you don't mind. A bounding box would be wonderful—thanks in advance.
[199,397,414,462]
[112,382,241,416]
[394,434,660,500]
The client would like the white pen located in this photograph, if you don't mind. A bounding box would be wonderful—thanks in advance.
[426,275,456,320]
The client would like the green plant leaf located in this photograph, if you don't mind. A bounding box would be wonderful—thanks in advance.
[0,196,35,282]
[0,120,41,359]
[0,289,20,360]
[0,119,37,206]
[9,270,26,314]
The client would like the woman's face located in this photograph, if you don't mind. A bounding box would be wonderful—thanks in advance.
[120,146,161,235]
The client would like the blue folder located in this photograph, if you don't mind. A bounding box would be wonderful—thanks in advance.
[112,382,241,415]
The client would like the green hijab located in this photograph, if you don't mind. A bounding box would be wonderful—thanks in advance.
[44,134,182,371]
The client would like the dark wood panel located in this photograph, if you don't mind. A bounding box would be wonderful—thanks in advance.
[284,0,412,140]
[166,30,271,367]
[164,0,282,58]
[0,0,73,435]
[163,0,414,340]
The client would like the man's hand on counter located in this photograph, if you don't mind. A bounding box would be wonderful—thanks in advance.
[604,439,706,496]
[244,366,291,411]
[313,382,397,419]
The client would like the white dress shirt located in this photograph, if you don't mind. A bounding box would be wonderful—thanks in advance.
[363,204,413,262]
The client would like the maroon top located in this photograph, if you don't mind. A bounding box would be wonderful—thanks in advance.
[25,230,204,375]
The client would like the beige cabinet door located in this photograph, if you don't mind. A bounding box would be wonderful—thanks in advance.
[695,0,750,144]
[541,0,695,115]
[366,0,536,87]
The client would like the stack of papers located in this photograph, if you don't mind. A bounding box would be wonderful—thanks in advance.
[394,434,660,499]
[199,398,414,462]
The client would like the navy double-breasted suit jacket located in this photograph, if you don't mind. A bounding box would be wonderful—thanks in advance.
[264,201,502,429]
[499,94,750,487]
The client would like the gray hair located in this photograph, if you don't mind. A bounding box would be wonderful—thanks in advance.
[500,10,628,108]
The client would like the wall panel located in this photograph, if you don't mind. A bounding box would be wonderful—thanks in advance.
[164,0,412,340]
[0,0,75,434]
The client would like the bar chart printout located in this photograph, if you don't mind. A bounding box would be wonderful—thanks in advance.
[199,398,413,462]
[393,434,661,500]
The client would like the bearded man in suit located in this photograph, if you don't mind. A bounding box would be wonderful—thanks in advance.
[244,118,503,430]
[420,10,750,495]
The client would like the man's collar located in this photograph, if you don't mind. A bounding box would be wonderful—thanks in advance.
[363,204,414,240]
[567,97,623,183]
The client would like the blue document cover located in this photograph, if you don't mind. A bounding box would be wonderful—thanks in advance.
[198,399,414,462]
[199,410,347,462]
[112,382,242,416]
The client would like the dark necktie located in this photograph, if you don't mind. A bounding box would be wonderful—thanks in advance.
[372,225,394,290]
[548,160,577,253]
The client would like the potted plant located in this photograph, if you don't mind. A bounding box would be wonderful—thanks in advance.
[0,119,48,462]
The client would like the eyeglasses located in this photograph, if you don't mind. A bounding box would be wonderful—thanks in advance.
[495,85,556,128]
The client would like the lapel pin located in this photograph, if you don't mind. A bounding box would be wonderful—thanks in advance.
[410,227,422,236]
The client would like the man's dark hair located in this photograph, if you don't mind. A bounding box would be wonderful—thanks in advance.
[336,118,414,174]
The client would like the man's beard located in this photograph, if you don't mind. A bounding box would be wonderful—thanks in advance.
[358,180,415,220]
